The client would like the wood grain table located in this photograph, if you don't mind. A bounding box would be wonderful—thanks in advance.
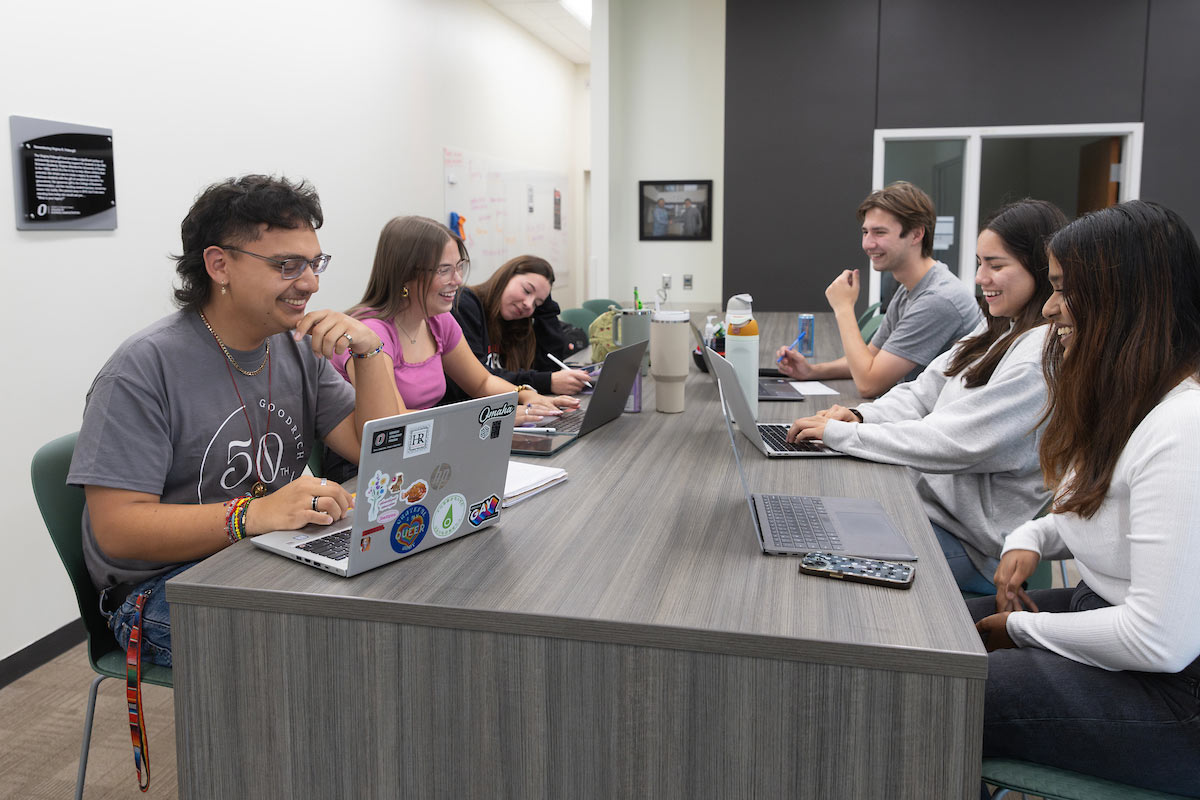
[168,312,985,799]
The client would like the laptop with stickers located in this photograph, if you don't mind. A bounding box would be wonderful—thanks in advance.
[510,340,648,457]
[706,347,840,457]
[252,392,516,577]
[715,380,916,561]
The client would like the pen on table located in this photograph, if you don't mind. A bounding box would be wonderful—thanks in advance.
[518,427,557,434]
[777,330,806,363]
[546,353,592,387]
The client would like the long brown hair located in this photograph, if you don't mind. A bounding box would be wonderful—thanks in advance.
[467,255,555,370]
[349,216,468,323]
[945,199,1066,387]
[1041,200,1200,518]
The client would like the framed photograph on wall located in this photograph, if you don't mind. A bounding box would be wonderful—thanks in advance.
[639,180,713,241]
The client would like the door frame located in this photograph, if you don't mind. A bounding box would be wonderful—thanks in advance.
[869,122,1144,305]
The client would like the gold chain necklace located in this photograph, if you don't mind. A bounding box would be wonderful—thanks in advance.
[198,311,270,376]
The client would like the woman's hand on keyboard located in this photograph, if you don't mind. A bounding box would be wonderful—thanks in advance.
[787,414,827,443]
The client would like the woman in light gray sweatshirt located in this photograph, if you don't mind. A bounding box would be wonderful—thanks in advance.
[788,199,1067,593]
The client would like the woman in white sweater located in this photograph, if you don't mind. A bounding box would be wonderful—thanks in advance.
[788,199,1067,593]
[971,201,1200,794]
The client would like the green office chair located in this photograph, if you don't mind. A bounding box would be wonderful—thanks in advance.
[582,298,620,317]
[857,301,881,329]
[31,432,174,800]
[860,312,884,343]
[985,758,1192,799]
[560,306,598,331]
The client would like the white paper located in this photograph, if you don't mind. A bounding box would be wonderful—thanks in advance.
[504,460,568,507]
[789,381,839,396]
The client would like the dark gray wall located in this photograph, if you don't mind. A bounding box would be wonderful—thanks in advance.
[725,0,1200,312]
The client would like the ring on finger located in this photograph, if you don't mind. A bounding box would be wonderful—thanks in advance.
[320,478,328,487]
[311,496,319,512]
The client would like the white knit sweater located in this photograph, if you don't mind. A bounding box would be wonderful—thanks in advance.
[821,322,1052,573]
[1004,378,1200,673]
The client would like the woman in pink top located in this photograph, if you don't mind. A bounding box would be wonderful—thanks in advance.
[332,216,576,423]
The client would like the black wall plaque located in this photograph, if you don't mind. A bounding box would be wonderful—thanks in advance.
[21,133,115,222]
[10,115,117,231]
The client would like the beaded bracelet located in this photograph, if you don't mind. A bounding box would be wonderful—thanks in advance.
[352,343,384,359]
[233,498,252,541]
[223,498,240,543]
[225,496,252,544]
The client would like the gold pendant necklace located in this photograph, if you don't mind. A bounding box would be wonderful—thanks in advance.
[394,317,423,345]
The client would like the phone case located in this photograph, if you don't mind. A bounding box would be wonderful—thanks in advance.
[798,552,915,589]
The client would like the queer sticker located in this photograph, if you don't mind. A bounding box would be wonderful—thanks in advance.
[390,504,430,554]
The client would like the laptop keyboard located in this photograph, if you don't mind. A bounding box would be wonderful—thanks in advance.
[553,408,586,434]
[761,494,843,551]
[759,424,829,453]
[296,529,351,562]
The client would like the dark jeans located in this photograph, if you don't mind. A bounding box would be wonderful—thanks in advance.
[99,563,196,668]
[968,586,1200,795]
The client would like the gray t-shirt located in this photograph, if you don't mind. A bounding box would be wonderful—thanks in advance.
[69,310,356,591]
[871,261,983,382]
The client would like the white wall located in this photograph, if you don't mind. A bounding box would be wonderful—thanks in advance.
[1,0,580,662]
[606,0,725,311]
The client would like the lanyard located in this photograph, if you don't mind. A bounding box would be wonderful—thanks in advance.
[125,591,152,792]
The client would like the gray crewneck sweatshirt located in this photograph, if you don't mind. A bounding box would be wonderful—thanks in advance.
[821,321,1051,573]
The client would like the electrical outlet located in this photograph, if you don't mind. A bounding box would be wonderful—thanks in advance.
[683,274,693,290]
[661,273,671,290]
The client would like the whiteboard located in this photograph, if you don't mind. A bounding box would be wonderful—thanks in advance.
[442,146,569,286]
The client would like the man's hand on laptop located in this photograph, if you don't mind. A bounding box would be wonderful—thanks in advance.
[245,476,354,535]
[776,347,814,380]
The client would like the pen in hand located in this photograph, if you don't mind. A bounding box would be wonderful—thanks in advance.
[776,330,806,363]
[546,353,593,387]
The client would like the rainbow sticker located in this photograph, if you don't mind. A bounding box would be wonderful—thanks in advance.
[468,494,500,527]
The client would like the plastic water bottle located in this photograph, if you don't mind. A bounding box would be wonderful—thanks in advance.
[725,293,759,419]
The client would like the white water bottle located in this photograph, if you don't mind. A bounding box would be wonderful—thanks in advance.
[725,293,759,419]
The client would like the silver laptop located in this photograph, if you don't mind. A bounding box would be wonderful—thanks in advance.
[707,347,840,457]
[716,381,916,561]
[690,323,804,401]
[252,393,516,576]
[511,340,648,456]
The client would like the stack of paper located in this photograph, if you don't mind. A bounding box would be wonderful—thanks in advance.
[503,460,568,507]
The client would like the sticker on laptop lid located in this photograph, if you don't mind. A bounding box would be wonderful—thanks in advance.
[433,493,467,539]
[468,494,500,527]
[478,401,515,425]
[370,426,405,453]
[390,504,429,554]
[402,479,428,505]
[404,419,434,458]
[365,470,391,522]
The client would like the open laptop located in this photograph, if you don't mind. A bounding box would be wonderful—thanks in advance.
[707,347,840,457]
[716,381,916,561]
[252,393,516,576]
[511,340,648,456]
[690,322,804,401]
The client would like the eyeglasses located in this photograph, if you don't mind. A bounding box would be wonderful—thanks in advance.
[433,259,470,280]
[221,245,332,280]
